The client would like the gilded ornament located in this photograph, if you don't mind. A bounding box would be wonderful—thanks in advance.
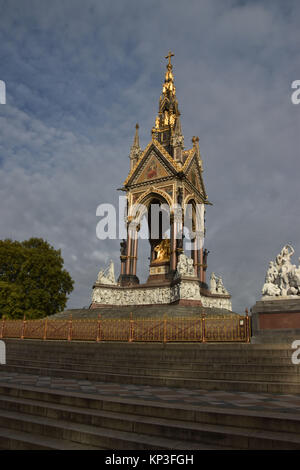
[154,239,171,262]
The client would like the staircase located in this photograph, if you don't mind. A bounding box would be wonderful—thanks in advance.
[2,340,299,394]
[0,339,300,449]
[0,380,300,450]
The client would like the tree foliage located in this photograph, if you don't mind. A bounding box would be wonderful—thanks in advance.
[0,238,74,319]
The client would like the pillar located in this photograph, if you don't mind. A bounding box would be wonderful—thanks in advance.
[132,224,139,276]
[125,230,132,275]
[170,213,177,271]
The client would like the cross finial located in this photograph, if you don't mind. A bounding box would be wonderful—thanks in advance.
[165,51,174,67]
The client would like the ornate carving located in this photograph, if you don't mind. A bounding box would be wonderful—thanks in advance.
[92,279,231,308]
[201,296,232,310]
[175,253,194,278]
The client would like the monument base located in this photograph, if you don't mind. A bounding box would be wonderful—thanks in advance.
[91,277,232,311]
[251,298,300,343]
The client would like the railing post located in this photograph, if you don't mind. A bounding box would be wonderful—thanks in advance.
[0,317,5,339]
[21,314,26,340]
[163,315,167,343]
[96,315,101,342]
[43,317,48,340]
[68,314,73,341]
[201,313,206,343]
[129,313,133,343]
[245,309,250,343]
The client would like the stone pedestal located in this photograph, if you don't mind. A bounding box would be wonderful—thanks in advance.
[251,298,300,343]
[118,273,140,286]
[91,277,232,310]
[147,261,172,284]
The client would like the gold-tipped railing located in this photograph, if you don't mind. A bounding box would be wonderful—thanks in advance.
[0,312,251,343]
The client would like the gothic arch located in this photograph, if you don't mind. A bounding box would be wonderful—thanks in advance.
[136,188,172,209]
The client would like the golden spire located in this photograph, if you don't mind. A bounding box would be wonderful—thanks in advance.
[152,52,181,155]
[153,52,178,132]
[162,51,176,97]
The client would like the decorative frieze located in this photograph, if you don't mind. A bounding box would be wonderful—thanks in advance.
[92,278,231,310]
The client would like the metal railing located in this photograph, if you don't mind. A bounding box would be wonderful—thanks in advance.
[0,313,251,343]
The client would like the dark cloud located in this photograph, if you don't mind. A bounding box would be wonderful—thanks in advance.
[0,0,299,312]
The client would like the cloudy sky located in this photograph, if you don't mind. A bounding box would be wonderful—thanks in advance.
[0,0,299,313]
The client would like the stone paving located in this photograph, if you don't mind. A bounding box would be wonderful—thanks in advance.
[1,371,300,414]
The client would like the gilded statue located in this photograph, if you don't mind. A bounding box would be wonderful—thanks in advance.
[154,239,170,262]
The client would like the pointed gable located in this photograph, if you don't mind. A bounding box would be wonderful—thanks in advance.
[123,139,179,187]
[135,153,169,184]
[183,152,207,198]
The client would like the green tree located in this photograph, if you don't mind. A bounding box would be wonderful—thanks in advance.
[0,238,74,319]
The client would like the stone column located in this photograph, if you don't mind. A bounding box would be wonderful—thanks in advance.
[192,230,203,280]
[198,247,203,281]
[191,237,198,276]
[120,256,126,275]
[125,230,132,275]
[170,213,177,271]
[119,220,139,286]
[132,224,139,276]
[171,208,182,272]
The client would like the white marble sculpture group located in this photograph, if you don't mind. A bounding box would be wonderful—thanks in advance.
[262,244,300,298]
[209,272,229,295]
[174,253,195,278]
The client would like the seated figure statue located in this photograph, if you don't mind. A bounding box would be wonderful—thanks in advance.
[154,239,170,262]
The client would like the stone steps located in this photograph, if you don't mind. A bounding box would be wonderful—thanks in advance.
[5,340,295,362]
[8,354,298,372]
[8,354,295,367]
[4,358,300,384]
[0,409,207,450]
[2,339,299,393]
[2,363,300,393]
[0,382,299,450]
[0,425,102,450]
[4,346,293,362]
